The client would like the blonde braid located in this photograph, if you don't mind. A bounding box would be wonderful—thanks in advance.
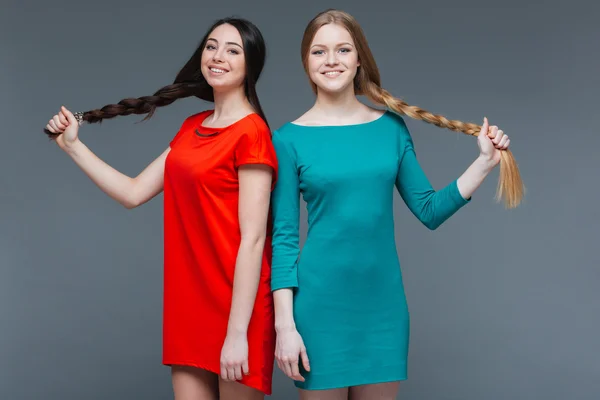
[364,82,525,208]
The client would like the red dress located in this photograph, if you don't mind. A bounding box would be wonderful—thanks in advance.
[162,110,278,394]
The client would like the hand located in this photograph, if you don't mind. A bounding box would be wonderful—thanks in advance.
[45,106,81,149]
[275,327,310,382]
[477,117,510,166]
[220,331,249,381]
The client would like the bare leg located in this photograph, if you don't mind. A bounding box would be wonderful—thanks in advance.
[171,365,219,400]
[349,381,400,400]
[218,379,264,400]
[299,388,349,400]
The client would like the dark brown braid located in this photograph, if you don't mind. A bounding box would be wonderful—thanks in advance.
[44,16,270,137]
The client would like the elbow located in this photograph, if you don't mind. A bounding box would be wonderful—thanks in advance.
[416,201,442,230]
[122,181,142,209]
[423,220,441,231]
[122,191,142,209]
[122,196,140,210]
[419,211,442,230]
[123,201,138,209]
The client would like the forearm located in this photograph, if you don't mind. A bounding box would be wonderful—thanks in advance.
[456,155,497,200]
[273,288,296,333]
[226,236,266,335]
[59,139,137,208]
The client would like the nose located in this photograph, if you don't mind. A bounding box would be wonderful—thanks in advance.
[325,51,339,67]
[212,49,225,63]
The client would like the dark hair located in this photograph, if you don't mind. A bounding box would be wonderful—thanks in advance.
[44,17,269,137]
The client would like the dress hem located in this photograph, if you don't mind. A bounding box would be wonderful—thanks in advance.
[294,367,407,391]
[163,359,272,396]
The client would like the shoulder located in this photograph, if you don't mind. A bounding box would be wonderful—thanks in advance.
[271,121,300,143]
[233,113,270,140]
[246,113,270,133]
[381,109,408,129]
[383,110,412,138]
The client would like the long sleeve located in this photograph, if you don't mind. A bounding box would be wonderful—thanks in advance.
[395,119,470,230]
[270,130,300,291]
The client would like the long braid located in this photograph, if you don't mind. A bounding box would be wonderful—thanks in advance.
[43,81,208,138]
[301,8,526,209]
[43,16,268,138]
[363,81,525,208]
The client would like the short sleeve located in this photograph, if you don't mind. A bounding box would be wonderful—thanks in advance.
[234,119,278,188]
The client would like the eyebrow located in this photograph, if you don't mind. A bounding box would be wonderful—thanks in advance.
[310,42,354,49]
[207,38,243,49]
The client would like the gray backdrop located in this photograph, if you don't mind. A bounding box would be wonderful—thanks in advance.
[2,0,599,399]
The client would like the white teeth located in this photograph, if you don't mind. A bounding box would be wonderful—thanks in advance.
[210,68,226,73]
[325,71,342,76]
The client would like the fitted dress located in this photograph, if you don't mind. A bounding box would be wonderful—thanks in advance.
[270,110,470,390]
[163,110,278,395]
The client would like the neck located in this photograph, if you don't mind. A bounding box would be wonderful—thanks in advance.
[211,85,252,120]
[313,86,363,118]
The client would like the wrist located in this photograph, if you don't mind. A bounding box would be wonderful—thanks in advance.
[275,321,297,333]
[60,138,82,154]
[226,325,248,337]
[475,154,497,172]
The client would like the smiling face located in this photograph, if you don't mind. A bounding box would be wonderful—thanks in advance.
[200,23,247,92]
[306,23,360,96]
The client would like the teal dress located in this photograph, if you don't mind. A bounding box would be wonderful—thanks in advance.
[270,111,470,390]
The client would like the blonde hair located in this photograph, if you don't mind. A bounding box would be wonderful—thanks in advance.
[301,9,524,209]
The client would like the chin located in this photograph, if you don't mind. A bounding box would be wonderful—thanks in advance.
[206,78,242,92]
[312,74,354,94]
[316,81,353,94]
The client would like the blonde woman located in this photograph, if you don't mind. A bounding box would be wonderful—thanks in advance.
[269,9,522,400]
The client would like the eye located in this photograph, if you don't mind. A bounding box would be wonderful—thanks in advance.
[339,48,351,53]
[228,49,240,55]
[312,50,324,55]
[206,44,216,50]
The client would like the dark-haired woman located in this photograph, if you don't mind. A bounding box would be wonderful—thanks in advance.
[45,18,278,400]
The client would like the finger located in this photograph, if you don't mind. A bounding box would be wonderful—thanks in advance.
[53,115,66,130]
[488,125,498,140]
[291,361,304,382]
[300,348,311,372]
[479,117,489,137]
[234,365,243,381]
[500,136,510,149]
[46,124,56,133]
[495,134,507,147]
[283,359,294,379]
[242,360,249,376]
[492,129,504,145]
[48,120,60,132]
[227,366,236,381]
[61,106,78,125]
[58,111,69,126]
[220,364,228,380]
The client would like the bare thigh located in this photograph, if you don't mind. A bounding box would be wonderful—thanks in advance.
[171,365,219,400]
[299,388,349,400]
[349,381,401,400]
[218,379,264,400]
